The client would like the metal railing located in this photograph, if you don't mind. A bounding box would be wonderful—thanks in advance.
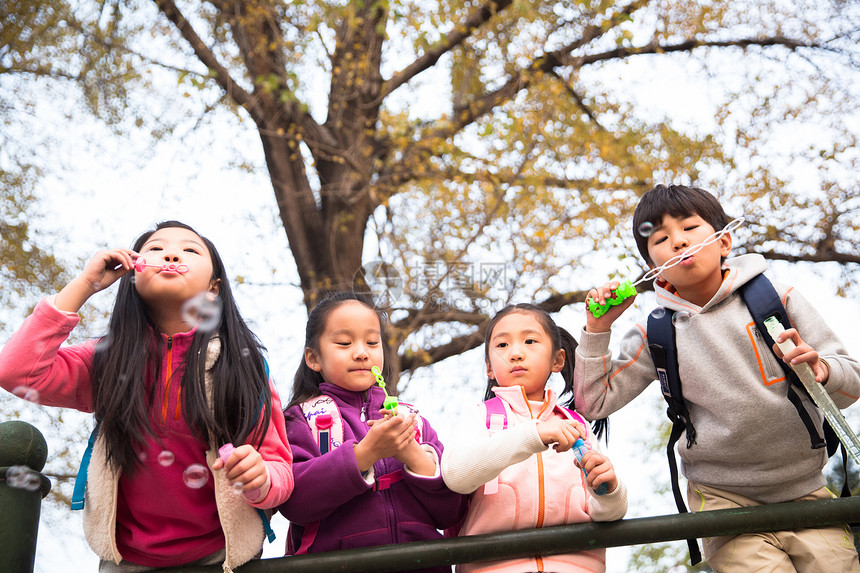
[156,496,860,572]
[0,421,52,573]
[4,420,859,573]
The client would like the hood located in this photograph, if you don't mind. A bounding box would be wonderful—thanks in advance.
[654,253,768,314]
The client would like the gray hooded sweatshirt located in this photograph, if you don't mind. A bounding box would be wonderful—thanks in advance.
[574,254,860,503]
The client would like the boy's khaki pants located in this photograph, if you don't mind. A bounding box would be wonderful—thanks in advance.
[687,481,860,572]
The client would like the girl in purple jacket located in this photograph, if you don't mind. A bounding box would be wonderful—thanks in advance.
[278,292,465,571]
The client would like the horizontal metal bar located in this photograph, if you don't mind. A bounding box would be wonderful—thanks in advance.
[154,496,860,573]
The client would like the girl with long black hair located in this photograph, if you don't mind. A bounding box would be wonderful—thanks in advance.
[0,221,293,572]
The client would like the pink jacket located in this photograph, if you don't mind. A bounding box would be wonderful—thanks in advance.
[441,385,627,573]
[0,298,294,571]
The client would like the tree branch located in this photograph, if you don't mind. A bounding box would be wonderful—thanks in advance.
[397,288,592,371]
[153,0,260,120]
[754,249,860,266]
[398,279,658,371]
[570,36,819,68]
[378,0,650,188]
[61,17,202,77]
[380,0,514,100]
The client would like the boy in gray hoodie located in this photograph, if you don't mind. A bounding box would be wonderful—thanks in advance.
[574,184,860,572]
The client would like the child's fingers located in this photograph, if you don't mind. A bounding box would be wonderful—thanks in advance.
[579,450,602,473]
[587,282,615,306]
[556,423,581,452]
[224,445,263,479]
[590,465,616,492]
[234,466,268,490]
[775,328,800,345]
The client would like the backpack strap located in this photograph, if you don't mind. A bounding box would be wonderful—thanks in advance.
[739,274,827,450]
[647,311,702,565]
[300,395,344,455]
[484,396,509,433]
[739,274,850,497]
[398,402,425,443]
[481,397,509,495]
[291,521,319,555]
[71,420,101,511]
[555,404,588,427]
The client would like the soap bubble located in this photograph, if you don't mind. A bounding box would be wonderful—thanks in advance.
[157,450,175,467]
[183,464,210,489]
[241,347,251,359]
[672,311,692,328]
[137,451,149,463]
[231,482,245,495]
[181,292,222,332]
[637,221,655,237]
[12,386,40,404]
[6,466,41,491]
[650,307,666,319]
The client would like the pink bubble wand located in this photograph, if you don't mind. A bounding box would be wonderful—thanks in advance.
[133,258,189,273]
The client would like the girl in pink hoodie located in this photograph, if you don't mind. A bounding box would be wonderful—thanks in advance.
[0,221,293,572]
[441,304,627,573]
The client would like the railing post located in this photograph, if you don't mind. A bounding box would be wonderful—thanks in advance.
[0,420,51,573]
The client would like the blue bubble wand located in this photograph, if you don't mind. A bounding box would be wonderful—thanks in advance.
[572,438,608,495]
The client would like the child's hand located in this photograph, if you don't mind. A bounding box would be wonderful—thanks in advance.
[772,328,830,384]
[576,449,618,494]
[55,249,138,313]
[537,418,585,453]
[81,249,137,291]
[384,413,436,476]
[355,412,420,472]
[212,444,270,500]
[585,281,636,333]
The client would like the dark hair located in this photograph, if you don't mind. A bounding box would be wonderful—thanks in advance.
[287,292,390,413]
[633,184,730,266]
[91,220,272,475]
[482,304,607,439]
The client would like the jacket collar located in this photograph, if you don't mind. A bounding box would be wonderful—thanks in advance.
[491,385,559,420]
[655,253,768,313]
[319,381,385,409]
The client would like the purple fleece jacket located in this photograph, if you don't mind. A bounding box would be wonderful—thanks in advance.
[278,382,466,572]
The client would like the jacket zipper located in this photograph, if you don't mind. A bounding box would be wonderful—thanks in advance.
[360,389,370,422]
[521,386,548,572]
[162,336,174,422]
[521,387,548,528]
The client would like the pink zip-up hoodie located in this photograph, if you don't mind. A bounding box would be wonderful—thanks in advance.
[441,385,627,573]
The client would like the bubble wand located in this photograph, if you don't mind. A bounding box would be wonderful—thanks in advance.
[586,217,745,318]
[370,366,399,412]
[134,258,189,274]
[572,438,608,495]
[765,318,860,464]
